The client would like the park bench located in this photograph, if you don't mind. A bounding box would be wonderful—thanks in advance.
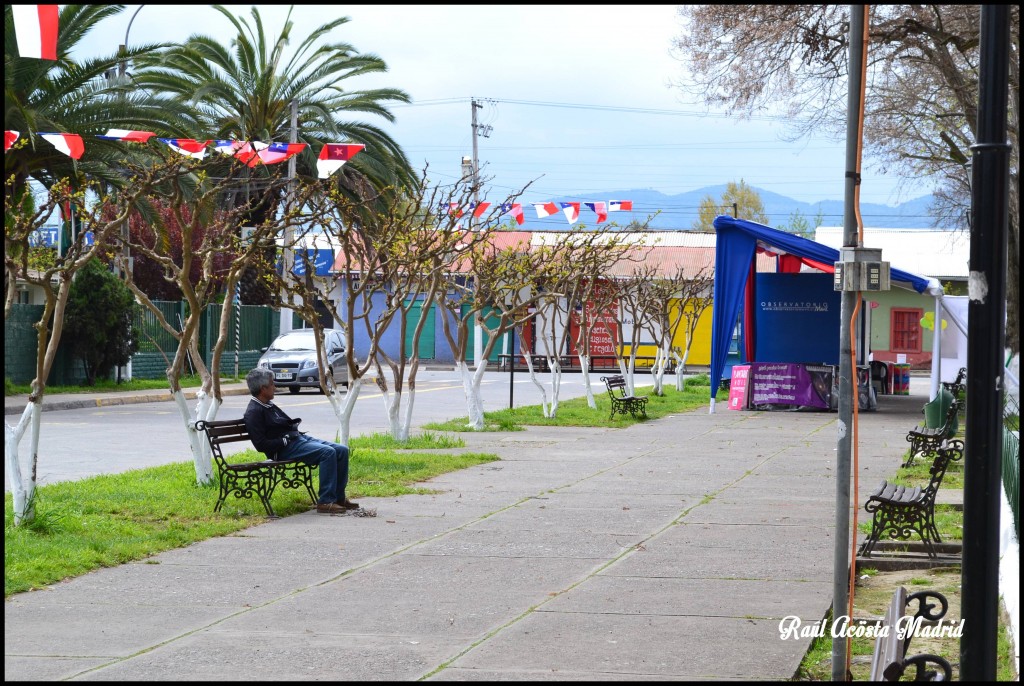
[904,396,960,467]
[869,586,953,681]
[860,439,963,559]
[196,418,318,518]
[941,366,966,403]
[600,375,648,420]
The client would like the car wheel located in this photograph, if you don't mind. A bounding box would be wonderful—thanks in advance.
[288,385,300,395]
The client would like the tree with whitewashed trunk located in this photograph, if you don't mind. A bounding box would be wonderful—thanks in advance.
[524,231,635,415]
[670,264,714,391]
[371,176,525,441]
[438,234,553,430]
[5,176,155,525]
[638,264,702,396]
[116,154,299,485]
[612,264,663,396]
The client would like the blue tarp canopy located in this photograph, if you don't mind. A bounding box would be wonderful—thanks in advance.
[709,215,943,405]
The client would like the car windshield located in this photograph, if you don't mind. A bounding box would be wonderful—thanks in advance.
[268,332,318,352]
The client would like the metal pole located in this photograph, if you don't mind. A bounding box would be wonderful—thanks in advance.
[234,283,241,379]
[960,5,1010,679]
[279,99,299,334]
[832,5,866,680]
[471,98,482,231]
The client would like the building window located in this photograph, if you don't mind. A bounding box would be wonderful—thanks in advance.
[891,308,923,352]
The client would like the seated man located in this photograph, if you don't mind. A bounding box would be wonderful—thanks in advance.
[243,367,358,515]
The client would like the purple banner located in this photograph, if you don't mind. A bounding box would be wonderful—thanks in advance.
[749,362,830,409]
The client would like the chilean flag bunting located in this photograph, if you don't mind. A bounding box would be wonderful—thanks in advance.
[532,202,559,219]
[560,202,581,224]
[5,131,20,152]
[40,133,85,160]
[12,5,58,60]
[608,200,633,212]
[317,143,365,178]
[159,138,211,159]
[96,129,156,142]
[500,203,525,225]
[584,201,608,224]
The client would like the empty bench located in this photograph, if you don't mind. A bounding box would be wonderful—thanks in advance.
[600,375,648,420]
[869,586,953,681]
[904,396,960,467]
[860,439,963,559]
[196,418,318,518]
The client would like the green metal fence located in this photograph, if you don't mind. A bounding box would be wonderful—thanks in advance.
[1003,392,1020,541]
[131,300,279,379]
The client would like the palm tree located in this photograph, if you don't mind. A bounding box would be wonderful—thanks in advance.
[133,5,419,302]
[4,4,195,196]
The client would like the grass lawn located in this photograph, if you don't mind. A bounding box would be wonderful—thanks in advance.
[423,374,723,431]
[4,431,495,597]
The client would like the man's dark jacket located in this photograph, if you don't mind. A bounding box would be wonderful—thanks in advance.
[243,398,302,459]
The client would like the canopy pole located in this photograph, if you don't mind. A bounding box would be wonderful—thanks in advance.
[930,295,942,400]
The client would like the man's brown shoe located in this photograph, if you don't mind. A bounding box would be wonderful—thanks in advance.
[316,502,345,514]
[337,498,360,510]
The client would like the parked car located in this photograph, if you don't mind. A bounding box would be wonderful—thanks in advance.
[257,328,348,394]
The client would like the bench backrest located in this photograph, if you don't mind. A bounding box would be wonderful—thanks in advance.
[601,375,628,396]
[870,587,951,681]
[195,419,252,466]
[920,439,964,504]
[870,586,908,680]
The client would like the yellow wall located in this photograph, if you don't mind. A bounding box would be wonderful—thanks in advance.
[623,300,713,366]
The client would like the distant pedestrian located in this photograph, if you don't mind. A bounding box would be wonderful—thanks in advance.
[243,367,358,514]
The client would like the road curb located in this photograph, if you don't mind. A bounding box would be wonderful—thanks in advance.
[4,386,251,416]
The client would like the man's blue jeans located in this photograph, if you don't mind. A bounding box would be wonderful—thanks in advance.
[280,435,349,504]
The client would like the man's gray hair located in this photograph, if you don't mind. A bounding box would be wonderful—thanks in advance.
[246,368,275,396]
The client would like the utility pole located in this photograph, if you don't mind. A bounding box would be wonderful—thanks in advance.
[468,98,493,231]
[279,99,299,335]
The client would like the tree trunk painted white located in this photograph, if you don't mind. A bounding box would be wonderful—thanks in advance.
[399,385,417,442]
[380,380,411,442]
[523,355,552,417]
[171,388,218,485]
[456,360,487,430]
[577,354,598,409]
[673,350,686,391]
[651,344,669,396]
[5,402,41,526]
[546,359,563,417]
[325,376,363,446]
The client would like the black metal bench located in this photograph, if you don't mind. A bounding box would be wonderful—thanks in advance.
[941,366,966,403]
[869,586,953,681]
[860,439,963,559]
[904,396,960,467]
[196,418,318,518]
[600,375,648,420]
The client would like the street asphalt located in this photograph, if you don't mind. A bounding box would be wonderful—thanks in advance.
[5,377,935,681]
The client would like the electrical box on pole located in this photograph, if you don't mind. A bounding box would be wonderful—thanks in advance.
[833,247,891,292]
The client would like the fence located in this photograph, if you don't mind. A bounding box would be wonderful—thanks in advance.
[132,301,280,380]
[1003,392,1020,541]
[5,301,279,384]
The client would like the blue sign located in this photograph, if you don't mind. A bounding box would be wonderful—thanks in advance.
[753,273,840,365]
[28,227,94,248]
[292,249,333,276]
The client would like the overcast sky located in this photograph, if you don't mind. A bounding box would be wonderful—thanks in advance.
[70,5,935,222]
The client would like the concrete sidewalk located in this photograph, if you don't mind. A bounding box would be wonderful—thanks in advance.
[4,385,930,681]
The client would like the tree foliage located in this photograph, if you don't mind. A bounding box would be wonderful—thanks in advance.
[692,179,769,230]
[63,258,140,385]
[672,4,1020,352]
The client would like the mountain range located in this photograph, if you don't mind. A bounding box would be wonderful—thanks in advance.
[541,185,949,231]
